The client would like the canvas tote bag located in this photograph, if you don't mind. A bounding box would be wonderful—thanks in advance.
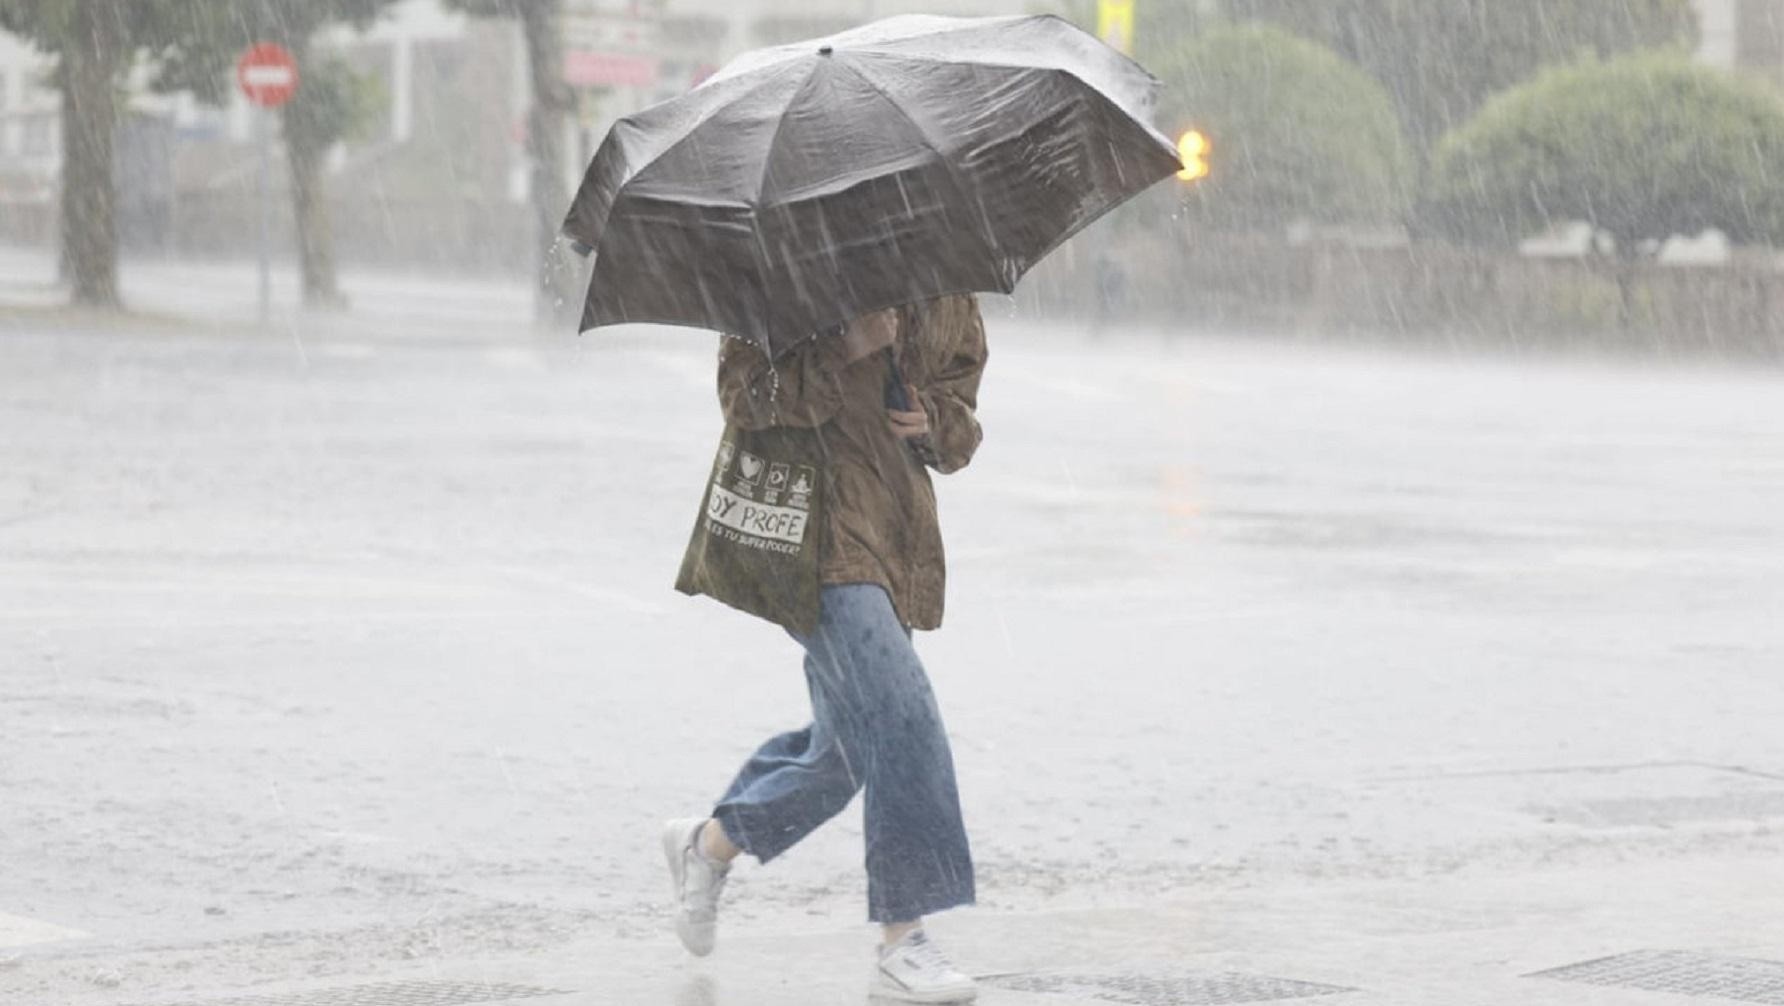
[675,424,829,634]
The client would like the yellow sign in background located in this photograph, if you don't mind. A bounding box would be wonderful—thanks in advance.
[1098,0,1135,56]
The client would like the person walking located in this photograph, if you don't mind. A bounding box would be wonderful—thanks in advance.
[662,294,988,1004]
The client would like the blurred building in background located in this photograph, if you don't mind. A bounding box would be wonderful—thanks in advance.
[0,30,58,245]
[1695,0,1784,89]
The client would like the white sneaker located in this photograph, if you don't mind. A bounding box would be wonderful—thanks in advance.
[872,929,978,1003]
[662,817,729,956]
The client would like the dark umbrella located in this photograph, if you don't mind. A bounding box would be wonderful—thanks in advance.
[561,14,1182,357]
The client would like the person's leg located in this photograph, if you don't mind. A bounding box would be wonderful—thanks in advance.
[708,667,862,863]
[665,634,865,958]
[797,584,975,932]
[668,583,974,996]
[687,727,827,866]
[796,585,977,1001]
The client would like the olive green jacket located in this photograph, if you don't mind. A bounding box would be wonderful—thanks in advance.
[711,295,987,630]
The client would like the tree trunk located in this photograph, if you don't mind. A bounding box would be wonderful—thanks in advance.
[281,35,347,310]
[61,0,123,308]
[1612,241,1638,334]
[518,0,582,329]
[57,83,74,285]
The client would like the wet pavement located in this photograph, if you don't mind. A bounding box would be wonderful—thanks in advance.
[392,854,1784,1005]
[3,249,1783,1004]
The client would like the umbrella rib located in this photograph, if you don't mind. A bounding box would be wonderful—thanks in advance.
[846,15,1161,85]
[618,61,810,207]
[739,61,832,318]
[751,61,826,205]
[833,16,1166,135]
[1003,88,1180,274]
[834,56,1007,275]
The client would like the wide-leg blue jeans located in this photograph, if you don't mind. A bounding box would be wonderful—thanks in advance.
[711,583,976,924]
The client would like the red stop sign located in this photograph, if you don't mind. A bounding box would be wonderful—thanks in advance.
[236,43,299,108]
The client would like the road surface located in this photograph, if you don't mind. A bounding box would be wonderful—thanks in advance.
[3,254,1783,1004]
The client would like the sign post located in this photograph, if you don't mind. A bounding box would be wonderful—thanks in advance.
[235,43,299,326]
[1098,0,1135,56]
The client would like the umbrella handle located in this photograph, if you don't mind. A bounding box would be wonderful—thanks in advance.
[883,346,912,412]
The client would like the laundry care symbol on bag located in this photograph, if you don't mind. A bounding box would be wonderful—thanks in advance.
[786,465,816,511]
[733,450,766,498]
[763,462,792,504]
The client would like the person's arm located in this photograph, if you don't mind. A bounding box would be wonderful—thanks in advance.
[716,311,898,430]
[903,296,987,475]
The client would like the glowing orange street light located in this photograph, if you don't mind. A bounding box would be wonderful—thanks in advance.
[1177,129,1211,182]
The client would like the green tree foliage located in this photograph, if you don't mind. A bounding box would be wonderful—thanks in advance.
[0,0,171,306]
[148,0,399,309]
[0,1,396,309]
[1427,53,1784,251]
[1155,23,1410,232]
[1427,53,1784,326]
[1222,0,1698,169]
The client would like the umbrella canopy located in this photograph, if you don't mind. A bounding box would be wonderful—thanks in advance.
[562,14,1183,356]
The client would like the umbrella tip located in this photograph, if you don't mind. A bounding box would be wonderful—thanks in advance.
[818,44,834,56]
